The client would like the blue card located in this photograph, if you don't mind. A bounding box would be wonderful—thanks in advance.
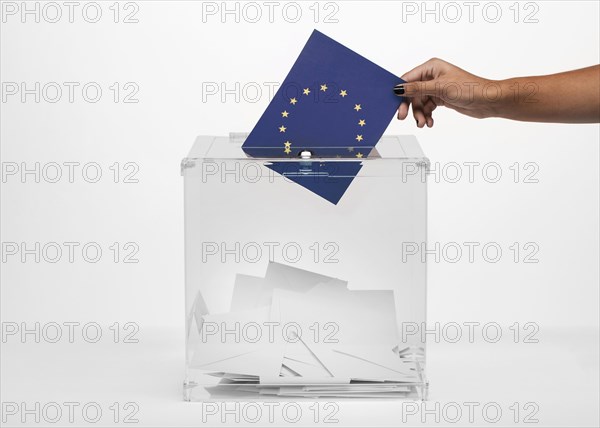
[265,160,364,205]
[243,30,403,204]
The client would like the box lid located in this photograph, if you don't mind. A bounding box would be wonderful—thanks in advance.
[184,133,427,163]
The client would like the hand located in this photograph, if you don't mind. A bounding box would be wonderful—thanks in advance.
[395,58,498,127]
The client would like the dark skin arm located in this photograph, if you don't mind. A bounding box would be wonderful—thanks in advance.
[396,59,600,127]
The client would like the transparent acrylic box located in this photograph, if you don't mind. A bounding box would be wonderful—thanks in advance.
[182,133,429,401]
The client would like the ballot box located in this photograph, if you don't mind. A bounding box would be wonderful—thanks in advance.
[182,133,429,401]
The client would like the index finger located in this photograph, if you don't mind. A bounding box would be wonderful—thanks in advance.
[401,57,445,82]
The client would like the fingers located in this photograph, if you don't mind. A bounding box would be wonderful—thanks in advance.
[431,96,445,108]
[411,96,427,128]
[397,101,410,120]
[395,58,470,127]
[400,57,445,82]
[422,98,437,116]
[396,57,448,105]
[422,98,437,128]
[395,80,440,98]
[397,96,438,128]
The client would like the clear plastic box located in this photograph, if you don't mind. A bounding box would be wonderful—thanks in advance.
[182,133,429,401]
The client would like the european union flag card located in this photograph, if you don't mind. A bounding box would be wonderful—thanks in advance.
[242,30,403,204]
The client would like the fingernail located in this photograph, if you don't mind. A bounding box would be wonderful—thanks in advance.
[394,84,405,96]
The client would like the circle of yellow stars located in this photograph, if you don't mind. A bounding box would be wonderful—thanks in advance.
[278,83,366,159]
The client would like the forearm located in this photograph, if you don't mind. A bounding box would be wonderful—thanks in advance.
[494,65,600,123]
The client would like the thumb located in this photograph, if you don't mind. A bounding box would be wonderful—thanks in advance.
[394,80,440,97]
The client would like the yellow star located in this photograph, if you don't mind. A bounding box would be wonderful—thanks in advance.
[290,98,297,105]
[281,111,289,118]
[284,147,292,154]
[358,119,366,127]
[356,135,363,142]
[284,141,291,148]
[340,90,348,97]
[348,147,354,152]
[320,84,328,92]
[356,152,363,158]
[279,125,286,133]
[303,88,311,95]
[354,104,362,112]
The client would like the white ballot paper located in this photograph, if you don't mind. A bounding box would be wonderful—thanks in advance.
[191,262,420,397]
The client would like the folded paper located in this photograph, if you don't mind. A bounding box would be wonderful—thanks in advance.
[191,262,421,398]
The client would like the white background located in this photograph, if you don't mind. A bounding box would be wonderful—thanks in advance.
[1,1,599,427]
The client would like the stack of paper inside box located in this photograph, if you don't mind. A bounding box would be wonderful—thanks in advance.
[190,262,421,398]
